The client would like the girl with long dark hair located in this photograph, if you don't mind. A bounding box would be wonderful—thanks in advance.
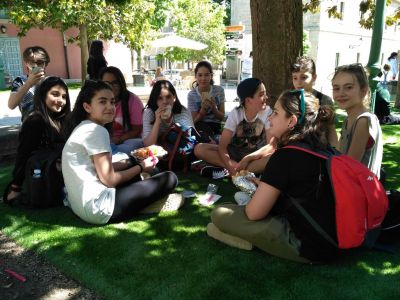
[4,76,71,203]
[142,80,194,146]
[62,80,180,224]
[100,66,144,154]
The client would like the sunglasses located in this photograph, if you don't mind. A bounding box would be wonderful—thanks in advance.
[335,63,366,73]
[289,89,305,125]
[103,80,120,87]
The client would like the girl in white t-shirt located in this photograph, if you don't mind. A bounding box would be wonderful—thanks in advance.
[62,80,179,224]
[194,78,275,176]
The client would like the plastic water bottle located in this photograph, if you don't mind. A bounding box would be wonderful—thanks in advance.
[32,169,41,178]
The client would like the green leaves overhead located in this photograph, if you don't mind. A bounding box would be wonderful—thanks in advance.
[1,0,227,64]
[2,0,155,50]
[163,0,226,64]
[303,0,399,29]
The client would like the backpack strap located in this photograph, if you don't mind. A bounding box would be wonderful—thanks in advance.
[287,194,338,248]
[283,145,328,160]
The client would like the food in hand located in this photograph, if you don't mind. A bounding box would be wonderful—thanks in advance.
[201,92,210,101]
[131,145,167,159]
[232,170,257,195]
[161,105,172,119]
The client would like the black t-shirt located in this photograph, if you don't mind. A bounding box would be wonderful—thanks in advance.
[261,147,339,261]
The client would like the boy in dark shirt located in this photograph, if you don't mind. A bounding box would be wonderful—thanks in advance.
[291,56,334,107]
[291,56,338,147]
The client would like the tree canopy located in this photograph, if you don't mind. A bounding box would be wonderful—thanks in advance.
[2,0,156,49]
[160,0,226,64]
[303,0,400,29]
[1,0,227,79]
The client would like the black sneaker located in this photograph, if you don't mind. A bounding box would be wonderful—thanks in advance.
[200,166,228,179]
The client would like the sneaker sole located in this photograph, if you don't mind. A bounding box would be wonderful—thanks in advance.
[206,223,253,250]
[139,193,185,214]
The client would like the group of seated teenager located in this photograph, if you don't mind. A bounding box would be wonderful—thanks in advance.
[3,54,386,264]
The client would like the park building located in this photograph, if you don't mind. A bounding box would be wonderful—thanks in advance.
[230,0,400,95]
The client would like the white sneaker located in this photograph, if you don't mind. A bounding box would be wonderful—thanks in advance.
[213,169,228,179]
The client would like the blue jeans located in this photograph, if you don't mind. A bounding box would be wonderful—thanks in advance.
[111,138,144,155]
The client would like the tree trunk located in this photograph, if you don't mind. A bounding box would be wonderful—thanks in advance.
[136,48,142,71]
[250,0,303,104]
[395,50,400,108]
[80,24,89,84]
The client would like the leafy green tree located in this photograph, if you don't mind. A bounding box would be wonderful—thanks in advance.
[213,0,231,26]
[0,0,156,82]
[159,0,226,65]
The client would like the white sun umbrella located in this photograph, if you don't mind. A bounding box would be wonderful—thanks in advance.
[150,34,207,83]
[151,34,208,50]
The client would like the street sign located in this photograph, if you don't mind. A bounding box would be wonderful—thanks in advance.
[225,25,245,32]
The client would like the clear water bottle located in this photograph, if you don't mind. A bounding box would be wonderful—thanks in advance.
[32,169,41,178]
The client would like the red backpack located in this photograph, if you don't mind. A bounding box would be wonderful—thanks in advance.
[284,145,388,249]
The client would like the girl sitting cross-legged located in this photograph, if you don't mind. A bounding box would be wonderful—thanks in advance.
[208,90,341,263]
[62,80,181,225]
[194,78,274,177]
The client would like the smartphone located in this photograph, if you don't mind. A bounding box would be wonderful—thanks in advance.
[31,66,43,74]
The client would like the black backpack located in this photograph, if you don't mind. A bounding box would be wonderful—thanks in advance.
[378,189,400,244]
[24,148,65,208]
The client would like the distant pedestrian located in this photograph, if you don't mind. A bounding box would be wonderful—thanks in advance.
[241,51,253,81]
[375,71,400,125]
[388,52,398,80]
[87,40,107,80]
[8,46,50,121]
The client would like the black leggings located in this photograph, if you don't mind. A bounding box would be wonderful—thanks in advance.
[110,171,178,222]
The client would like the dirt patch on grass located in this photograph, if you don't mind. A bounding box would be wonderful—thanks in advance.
[0,232,101,299]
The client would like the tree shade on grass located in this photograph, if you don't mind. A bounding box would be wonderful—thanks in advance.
[0,124,399,299]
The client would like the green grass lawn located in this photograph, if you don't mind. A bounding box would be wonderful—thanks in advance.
[1,123,399,299]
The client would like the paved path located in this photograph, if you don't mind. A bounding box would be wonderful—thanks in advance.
[0,85,240,127]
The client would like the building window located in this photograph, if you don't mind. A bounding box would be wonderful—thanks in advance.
[381,53,384,65]
[335,53,340,68]
[339,2,344,20]
[356,53,360,63]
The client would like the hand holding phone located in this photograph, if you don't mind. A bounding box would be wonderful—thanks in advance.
[31,66,44,74]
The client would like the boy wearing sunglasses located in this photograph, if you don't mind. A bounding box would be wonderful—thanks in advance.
[8,46,50,121]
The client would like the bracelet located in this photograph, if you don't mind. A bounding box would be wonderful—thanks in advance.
[138,163,144,173]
